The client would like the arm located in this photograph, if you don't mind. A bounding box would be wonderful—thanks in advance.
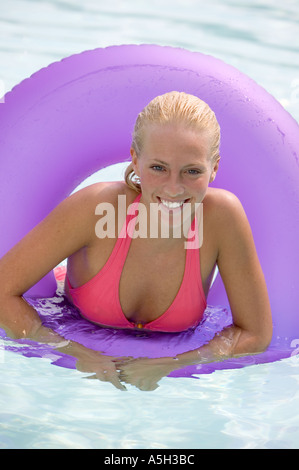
[0,185,97,338]
[117,192,273,390]
[164,190,273,366]
[0,184,130,389]
[214,191,272,352]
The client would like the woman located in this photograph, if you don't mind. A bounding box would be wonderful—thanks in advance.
[0,92,272,391]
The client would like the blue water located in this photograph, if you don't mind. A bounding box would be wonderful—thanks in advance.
[1,0,299,450]
[1,349,299,449]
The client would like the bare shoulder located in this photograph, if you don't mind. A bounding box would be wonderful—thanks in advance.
[73,180,137,207]
[204,187,248,233]
[202,187,255,264]
[69,180,125,203]
[204,187,245,214]
[66,181,139,244]
[0,180,133,297]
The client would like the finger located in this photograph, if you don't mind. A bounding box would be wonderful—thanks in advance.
[82,373,98,380]
[112,356,134,361]
[93,370,128,391]
[108,373,127,391]
[118,370,127,380]
[118,371,133,385]
[138,382,160,392]
[113,357,135,367]
[79,366,126,390]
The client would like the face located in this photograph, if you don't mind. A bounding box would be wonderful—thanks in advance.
[131,122,219,212]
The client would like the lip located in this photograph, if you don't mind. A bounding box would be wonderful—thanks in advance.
[157,197,190,204]
[156,197,192,214]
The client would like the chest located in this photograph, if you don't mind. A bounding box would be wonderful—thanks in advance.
[67,217,217,323]
[119,240,187,323]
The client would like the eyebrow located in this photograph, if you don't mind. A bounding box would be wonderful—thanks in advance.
[152,159,170,167]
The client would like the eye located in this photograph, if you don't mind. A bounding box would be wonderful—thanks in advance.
[151,165,165,172]
[186,168,202,176]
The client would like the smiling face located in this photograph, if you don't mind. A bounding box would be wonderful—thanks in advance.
[131,122,220,211]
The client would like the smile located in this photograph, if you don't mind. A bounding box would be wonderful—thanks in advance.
[158,197,190,209]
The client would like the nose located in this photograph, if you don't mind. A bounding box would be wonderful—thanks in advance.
[163,173,185,198]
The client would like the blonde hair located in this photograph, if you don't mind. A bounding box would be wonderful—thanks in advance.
[125,91,220,193]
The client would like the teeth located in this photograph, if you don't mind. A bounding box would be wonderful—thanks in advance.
[160,198,185,209]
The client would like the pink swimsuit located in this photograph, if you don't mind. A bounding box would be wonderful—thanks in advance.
[66,194,207,332]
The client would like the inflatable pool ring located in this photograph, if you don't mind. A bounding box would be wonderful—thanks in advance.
[1,45,299,377]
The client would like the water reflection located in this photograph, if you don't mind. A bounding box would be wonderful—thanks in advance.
[0,284,294,393]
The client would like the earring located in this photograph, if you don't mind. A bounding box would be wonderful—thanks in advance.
[132,171,141,185]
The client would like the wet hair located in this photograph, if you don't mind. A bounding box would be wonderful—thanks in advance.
[125,91,220,193]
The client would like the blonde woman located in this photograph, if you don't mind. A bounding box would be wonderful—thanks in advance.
[0,92,272,391]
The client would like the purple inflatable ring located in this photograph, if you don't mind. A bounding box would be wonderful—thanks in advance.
[1,45,299,375]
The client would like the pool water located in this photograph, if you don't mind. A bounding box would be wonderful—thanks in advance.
[1,0,299,450]
[1,349,299,449]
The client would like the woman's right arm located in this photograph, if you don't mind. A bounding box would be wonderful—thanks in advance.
[0,183,131,389]
[0,184,100,339]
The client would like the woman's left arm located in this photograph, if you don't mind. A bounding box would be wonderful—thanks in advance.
[117,192,273,389]
[176,191,273,366]
[216,191,272,352]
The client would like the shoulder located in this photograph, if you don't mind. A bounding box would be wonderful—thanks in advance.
[66,180,138,209]
[204,187,244,212]
[64,181,139,237]
[43,181,132,238]
[203,188,252,250]
[203,187,248,226]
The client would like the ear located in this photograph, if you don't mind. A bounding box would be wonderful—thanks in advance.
[130,147,140,177]
[209,156,220,182]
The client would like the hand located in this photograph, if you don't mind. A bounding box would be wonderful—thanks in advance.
[75,349,133,391]
[115,356,178,391]
[31,327,134,391]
